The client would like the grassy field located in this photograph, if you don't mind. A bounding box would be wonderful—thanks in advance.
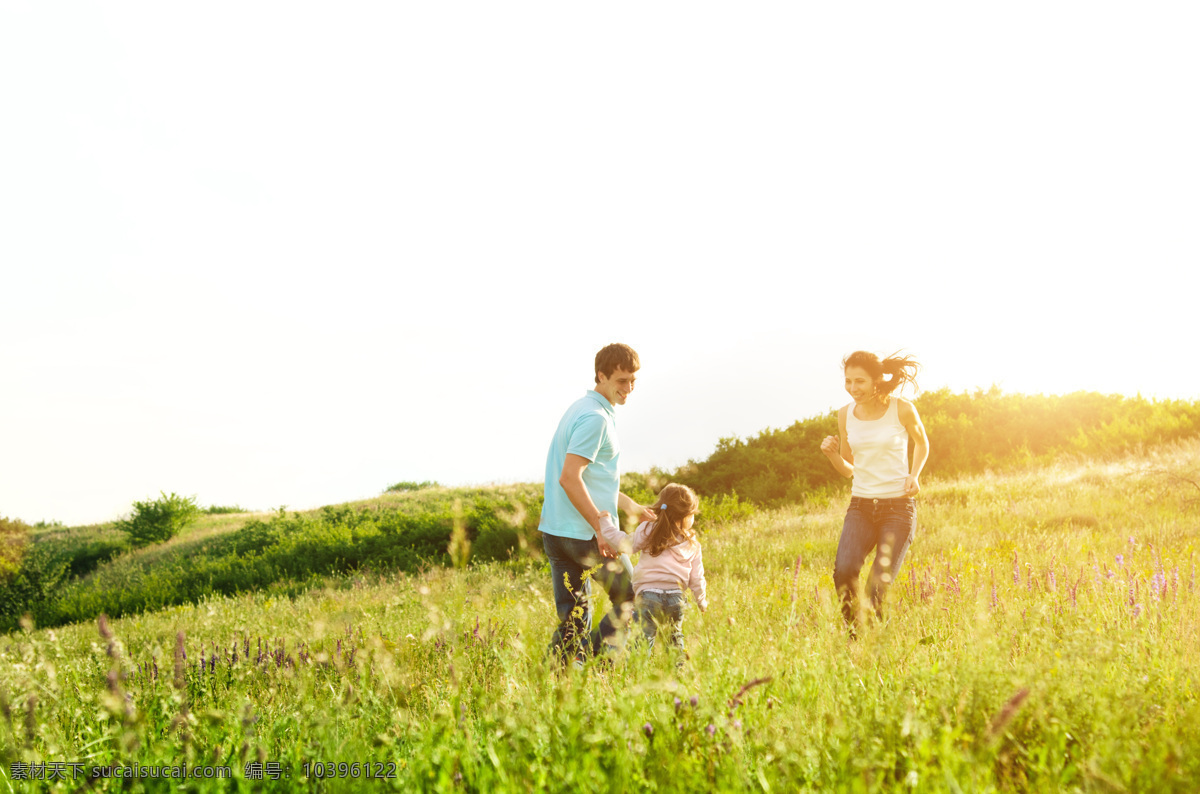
[1,442,1198,792]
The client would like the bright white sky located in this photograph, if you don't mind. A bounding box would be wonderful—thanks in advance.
[2,3,1198,526]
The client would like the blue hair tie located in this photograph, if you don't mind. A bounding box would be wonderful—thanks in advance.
[660,503,668,509]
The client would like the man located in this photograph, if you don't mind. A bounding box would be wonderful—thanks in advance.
[540,343,655,666]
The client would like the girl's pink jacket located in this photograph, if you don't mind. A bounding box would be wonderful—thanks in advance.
[630,521,708,609]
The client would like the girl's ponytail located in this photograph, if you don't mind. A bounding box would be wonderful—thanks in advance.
[643,483,700,557]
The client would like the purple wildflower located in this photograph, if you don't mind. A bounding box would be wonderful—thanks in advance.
[706,724,716,737]
[674,697,682,712]
[1150,572,1166,602]
[1013,552,1020,586]
[643,723,653,738]
[791,554,802,604]
[690,695,699,707]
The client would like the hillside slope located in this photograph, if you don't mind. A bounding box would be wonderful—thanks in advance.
[1,440,1197,789]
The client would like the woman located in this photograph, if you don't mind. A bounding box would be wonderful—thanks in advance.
[820,350,929,629]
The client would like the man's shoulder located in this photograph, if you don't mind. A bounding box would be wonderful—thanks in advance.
[562,393,613,425]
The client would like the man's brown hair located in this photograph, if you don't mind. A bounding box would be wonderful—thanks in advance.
[594,343,640,384]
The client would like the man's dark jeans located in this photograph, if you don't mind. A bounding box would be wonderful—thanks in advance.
[542,532,634,663]
[833,496,916,625]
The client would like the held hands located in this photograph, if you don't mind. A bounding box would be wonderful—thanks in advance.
[595,511,618,558]
[595,533,617,559]
[597,509,640,558]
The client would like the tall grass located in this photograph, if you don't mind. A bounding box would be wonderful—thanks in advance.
[1,443,1198,791]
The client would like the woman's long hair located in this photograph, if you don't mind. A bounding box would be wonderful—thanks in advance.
[843,350,920,399]
[643,483,700,557]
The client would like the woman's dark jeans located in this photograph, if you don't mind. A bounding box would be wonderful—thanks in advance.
[542,532,634,664]
[833,496,916,626]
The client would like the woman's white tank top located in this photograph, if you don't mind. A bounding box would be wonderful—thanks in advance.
[846,398,909,498]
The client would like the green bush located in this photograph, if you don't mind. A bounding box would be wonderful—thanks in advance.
[473,528,520,562]
[697,491,755,529]
[115,492,201,547]
[0,543,70,631]
[386,480,439,493]
[203,504,246,515]
[0,515,30,580]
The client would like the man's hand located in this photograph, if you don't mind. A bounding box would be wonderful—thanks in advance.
[596,533,617,559]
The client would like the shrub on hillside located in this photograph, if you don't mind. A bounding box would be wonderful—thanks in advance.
[0,542,70,631]
[386,480,439,493]
[116,492,201,547]
[204,504,247,515]
[40,488,546,628]
[1,515,31,580]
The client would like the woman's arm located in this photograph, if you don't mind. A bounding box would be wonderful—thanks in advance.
[820,405,854,478]
[898,399,929,496]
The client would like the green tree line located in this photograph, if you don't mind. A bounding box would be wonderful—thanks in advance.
[675,387,1200,505]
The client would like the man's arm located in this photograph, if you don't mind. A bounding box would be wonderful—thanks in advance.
[618,492,657,525]
[559,453,618,557]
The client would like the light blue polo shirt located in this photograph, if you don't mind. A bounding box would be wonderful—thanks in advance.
[540,390,621,540]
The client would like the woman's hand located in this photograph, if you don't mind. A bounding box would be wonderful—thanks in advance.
[820,435,839,458]
[904,475,921,497]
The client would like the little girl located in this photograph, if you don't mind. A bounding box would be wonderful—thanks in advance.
[629,483,707,659]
